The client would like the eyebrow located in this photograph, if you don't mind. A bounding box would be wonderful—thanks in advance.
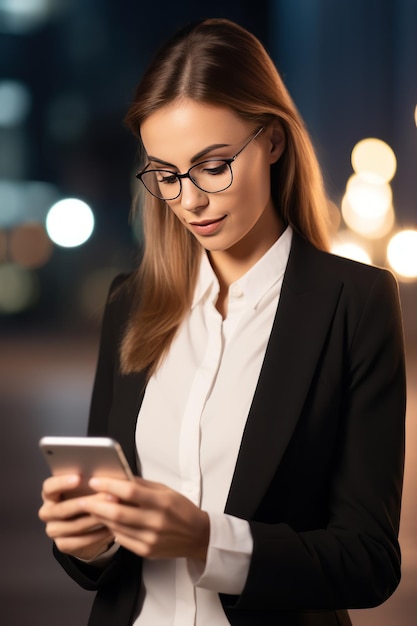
[147,142,231,168]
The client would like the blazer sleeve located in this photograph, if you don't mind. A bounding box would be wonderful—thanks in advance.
[87,273,130,437]
[226,268,406,612]
[53,274,140,591]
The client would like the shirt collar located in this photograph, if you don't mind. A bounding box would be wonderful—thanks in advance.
[238,225,292,309]
[192,251,219,309]
[192,225,293,310]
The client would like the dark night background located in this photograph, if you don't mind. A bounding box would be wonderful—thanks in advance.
[0,1,416,624]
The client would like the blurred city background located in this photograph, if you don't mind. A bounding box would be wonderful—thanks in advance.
[0,1,416,624]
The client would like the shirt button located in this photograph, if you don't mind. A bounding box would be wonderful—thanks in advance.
[230,283,243,298]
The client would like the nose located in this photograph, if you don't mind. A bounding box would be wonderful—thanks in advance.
[180,178,208,212]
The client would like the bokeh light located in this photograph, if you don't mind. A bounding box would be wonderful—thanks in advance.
[341,194,395,239]
[45,198,95,248]
[331,232,372,265]
[351,137,397,184]
[387,229,417,280]
[0,180,60,227]
[0,263,39,313]
[0,180,23,227]
[345,174,392,220]
[0,0,58,34]
[0,229,7,261]
[9,222,54,268]
[0,80,31,127]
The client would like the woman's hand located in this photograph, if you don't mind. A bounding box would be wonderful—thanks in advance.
[79,477,210,562]
[39,475,115,561]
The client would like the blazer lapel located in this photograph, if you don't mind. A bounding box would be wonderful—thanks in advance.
[225,234,343,519]
[108,234,344,515]
[109,370,147,474]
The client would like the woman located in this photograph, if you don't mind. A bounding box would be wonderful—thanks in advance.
[39,18,406,626]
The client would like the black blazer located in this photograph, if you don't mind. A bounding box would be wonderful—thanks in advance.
[54,233,406,626]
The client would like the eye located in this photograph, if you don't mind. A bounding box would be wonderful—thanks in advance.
[155,171,178,185]
[199,161,229,176]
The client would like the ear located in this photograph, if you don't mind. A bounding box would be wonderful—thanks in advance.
[268,122,285,164]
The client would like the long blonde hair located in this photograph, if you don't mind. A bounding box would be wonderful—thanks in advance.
[120,18,330,376]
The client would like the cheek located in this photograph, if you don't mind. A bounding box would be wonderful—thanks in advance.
[234,164,271,212]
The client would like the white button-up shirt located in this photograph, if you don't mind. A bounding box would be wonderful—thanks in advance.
[134,227,292,625]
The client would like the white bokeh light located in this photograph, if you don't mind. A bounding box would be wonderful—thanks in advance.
[387,229,417,279]
[46,198,95,248]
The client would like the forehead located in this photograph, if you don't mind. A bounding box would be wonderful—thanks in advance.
[140,99,251,163]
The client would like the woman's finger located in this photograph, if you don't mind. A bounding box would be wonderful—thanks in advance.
[41,474,81,502]
[45,514,106,539]
[80,484,209,561]
[53,526,115,560]
[88,476,170,508]
[39,490,117,524]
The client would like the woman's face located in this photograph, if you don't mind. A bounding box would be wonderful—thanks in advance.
[140,99,284,263]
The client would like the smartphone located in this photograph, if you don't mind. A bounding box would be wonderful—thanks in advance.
[39,436,135,497]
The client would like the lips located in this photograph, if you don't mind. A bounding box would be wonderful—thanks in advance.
[188,215,226,236]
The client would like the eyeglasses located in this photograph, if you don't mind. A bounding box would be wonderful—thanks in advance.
[136,127,264,201]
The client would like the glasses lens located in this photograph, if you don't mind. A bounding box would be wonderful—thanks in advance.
[189,160,232,193]
[140,170,181,200]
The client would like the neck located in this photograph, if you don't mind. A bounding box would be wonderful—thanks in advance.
[209,213,284,292]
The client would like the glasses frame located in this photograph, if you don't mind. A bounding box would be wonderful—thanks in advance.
[136,126,265,201]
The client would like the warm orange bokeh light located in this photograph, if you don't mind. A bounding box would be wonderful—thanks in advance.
[351,137,397,184]
[9,222,53,269]
[387,229,417,279]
